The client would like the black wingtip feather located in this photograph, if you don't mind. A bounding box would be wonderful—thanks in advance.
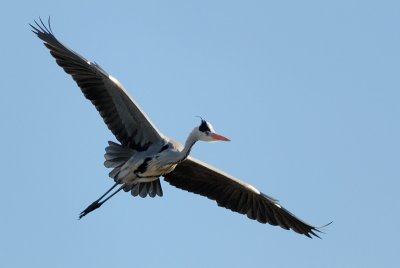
[311,221,333,239]
[47,16,53,33]
[30,17,56,44]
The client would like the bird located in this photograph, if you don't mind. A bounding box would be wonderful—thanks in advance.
[31,18,328,238]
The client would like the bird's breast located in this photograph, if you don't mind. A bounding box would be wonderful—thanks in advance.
[138,157,178,177]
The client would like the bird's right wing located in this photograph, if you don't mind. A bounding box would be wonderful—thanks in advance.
[31,18,165,150]
[164,157,324,238]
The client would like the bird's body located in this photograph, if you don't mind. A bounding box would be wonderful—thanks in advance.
[117,140,186,184]
[31,18,329,238]
[105,120,228,197]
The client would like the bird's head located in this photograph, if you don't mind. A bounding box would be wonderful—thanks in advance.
[194,119,230,142]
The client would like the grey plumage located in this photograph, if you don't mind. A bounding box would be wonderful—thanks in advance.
[31,18,329,238]
[104,141,163,197]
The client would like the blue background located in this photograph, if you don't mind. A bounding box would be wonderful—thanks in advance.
[1,1,399,267]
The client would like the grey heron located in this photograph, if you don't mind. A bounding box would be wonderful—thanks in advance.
[31,18,328,238]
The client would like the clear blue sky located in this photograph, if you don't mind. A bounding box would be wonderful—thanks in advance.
[1,1,399,267]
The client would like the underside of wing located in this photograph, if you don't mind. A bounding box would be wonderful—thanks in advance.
[164,157,323,238]
[31,18,164,150]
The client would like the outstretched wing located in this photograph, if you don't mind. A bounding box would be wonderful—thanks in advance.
[164,157,324,238]
[31,18,165,150]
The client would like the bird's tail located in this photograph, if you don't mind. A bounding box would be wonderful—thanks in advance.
[104,141,163,198]
[104,141,135,179]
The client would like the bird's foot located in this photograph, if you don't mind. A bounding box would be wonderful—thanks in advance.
[79,201,102,219]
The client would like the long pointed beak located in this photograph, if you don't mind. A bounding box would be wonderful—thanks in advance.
[211,133,230,141]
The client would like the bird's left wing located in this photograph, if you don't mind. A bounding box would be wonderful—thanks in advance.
[164,157,323,238]
[30,18,165,150]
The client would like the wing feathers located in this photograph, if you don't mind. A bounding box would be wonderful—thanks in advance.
[31,18,164,150]
[164,157,325,238]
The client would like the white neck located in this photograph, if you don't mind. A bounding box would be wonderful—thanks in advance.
[169,129,199,164]
[175,129,199,163]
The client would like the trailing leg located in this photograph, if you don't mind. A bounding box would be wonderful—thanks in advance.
[79,183,123,219]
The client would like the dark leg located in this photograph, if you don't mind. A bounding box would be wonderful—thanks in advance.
[79,183,123,219]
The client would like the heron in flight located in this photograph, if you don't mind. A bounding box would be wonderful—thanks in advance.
[31,18,328,238]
